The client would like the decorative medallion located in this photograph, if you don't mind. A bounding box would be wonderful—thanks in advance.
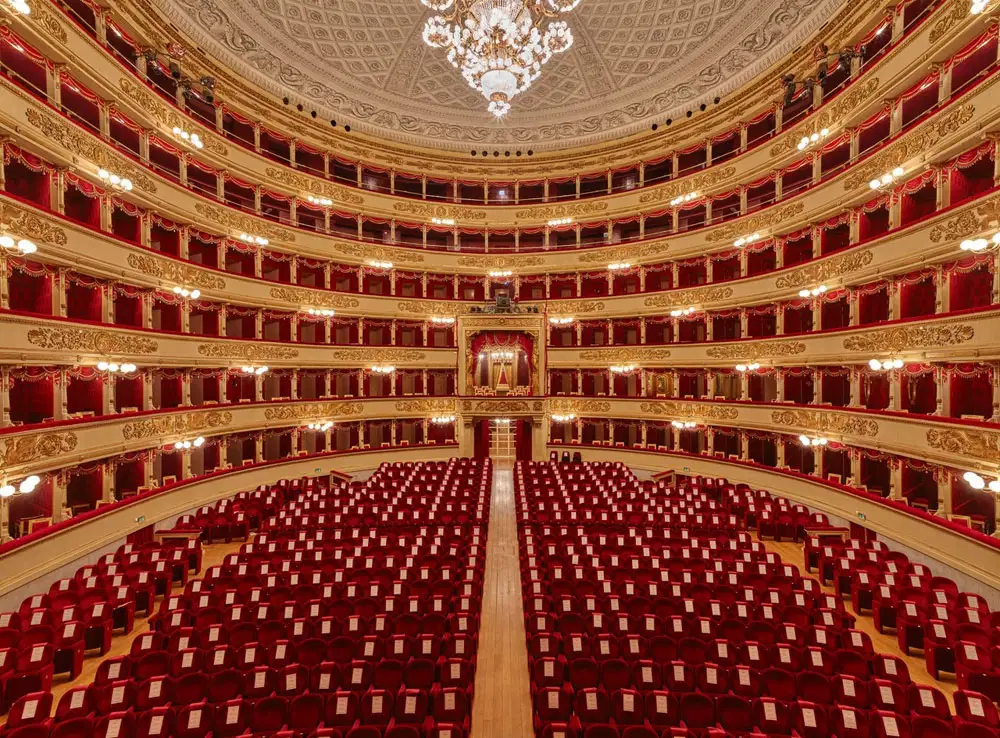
[705,340,807,359]
[263,402,365,421]
[197,343,300,360]
[705,203,805,243]
[264,167,365,206]
[0,431,78,468]
[394,202,486,221]
[770,409,879,437]
[639,401,739,420]
[27,327,159,355]
[577,241,669,264]
[1,203,68,246]
[122,410,233,441]
[842,323,975,353]
[268,287,360,310]
[193,203,295,243]
[643,286,735,309]
[579,347,674,363]
[773,249,874,289]
[127,253,227,291]
[394,399,457,413]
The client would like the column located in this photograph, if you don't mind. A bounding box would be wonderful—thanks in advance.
[934,366,948,416]
[937,469,953,515]
[889,370,901,411]
[850,450,861,487]
[776,439,786,469]
[888,462,903,500]
[850,369,861,408]
[102,461,115,503]
[0,368,8,426]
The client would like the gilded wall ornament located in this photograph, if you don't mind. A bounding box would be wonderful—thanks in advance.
[515,202,609,220]
[843,105,976,191]
[770,409,879,438]
[326,348,427,362]
[929,196,1000,243]
[769,78,880,156]
[544,299,606,314]
[579,347,674,363]
[394,399,456,413]
[704,203,805,243]
[842,324,975,352]
[0,431,77,468]
[639,401,740,420]
[644,286,735,308]
[117,78,227,156]
[27,327,159,355]
[25,108,158,194]
[548,398,612,414]
[456,255,543,268]
[328,241,424,264]
[705,341,806,359]
[637,167,738,205]
[773,249,874,289]
[193,203,295,243]
[393,202,486,221]
[396,301,463,316]
[29,4,69,44]
[264,167,364,206]
[268,287,360,309]
[928,0,972,44]
[926,427,1000,462]
[127,253,226,291]
[197,343,300,360]
[263,402,364,421]
[122,410,233,441]
[577,241,669,264]
[1,204,68,246]
[460,399,533,414]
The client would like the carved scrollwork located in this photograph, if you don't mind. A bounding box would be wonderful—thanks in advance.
[704,203,805,243]
[842,324,975,353]
[264,167,365,206]
[515,202,608,220]
[705,341,806,359]
[544,300,606,314]
[774,250,874,289]
[396,301,463,316]
[577,242,669,264]
[770,410,879,438]
[1,203,68,246]
[0,432,77,468]
[929,196,1000,243]
[263,402,365,421]
[460,399,533,414]
[639,401,740,420]
[926,427,1000,462]
[394,399,456,413]
[456,255,543,268]
[548,398,612,414]
[122,411,233,441]
[643,286,735,308]
[327,348,427,363]
[193,203,295,243]
[197,343,300,360]
[637,167,738,205]
[127,253,226,291]
[268,287,360,309]
[328,241,424,264]
[27,328,159,355]
[769,78,880,156]
[578,347,674,363]
[393,202,485,220]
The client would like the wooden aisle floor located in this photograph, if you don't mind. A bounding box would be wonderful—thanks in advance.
[471,466,534,738]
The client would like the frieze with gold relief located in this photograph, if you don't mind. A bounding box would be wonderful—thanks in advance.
[577,242,669,264]
[197,343,300,361]
[705,341,807,359]
[326,348,427,363]
[122,411,234,441]
[193,203,295,243]
[460,399,540,414]
[928,0,972,44]
[643,287,735,309]
[394,202,486,221]
[264,167,365,206]
[263,402,365,422]
[637,167,738,205]
[396,301,464,316]
[514,202,609,220]
[929,196,1000,243]
[27,327,159,355]
[1,203,68,247]
[926,427,1000,464]
[639,401,740,420]
[117,78,228,157]
[548,398,612,414]
[578,347,674,363]
[327,241,424,265]
[541,300,606,315]
[268,287,360,310]
[770,409,880,438]
[704,203,806,244]
[842,324,975,353]
[456,255,544,268]
[127,253,227,291]
[27,3,69,44]
[769,78,881,157]
[394,399,457,414]
[773,250,874,289]
[0,431,78,468]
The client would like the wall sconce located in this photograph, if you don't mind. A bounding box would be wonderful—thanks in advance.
[431,316,456,324]
[97,361,137,374]
[797,129,830,151]
[0,475,40,497]
[171,126,204,150]
[173,436,205,450]
[1,0,31,15]
[0,235,37,255]
[610,364,637,374]
[734,232,762,248]
[963,471,1000,492]
[670,192,698,206]
[491,417,512,424]
[735,363,761,372]
[431,416,456,424]
[307,421,334,431]
[371,365,395,374]
[799,435,829,446]
[960,233,1000,252]
[672,421,698,429]
[869,167,905,190]
[368,260,393,270]
[547,217,574,227]
[488,270,513,278]
[431,217,456,226]
[549,316,574,325]
[305,307,335,316]
[172,286,201,299]
[239,233,270,246]
[608,262,632,271]
[240,366,269,375]
[489,351,515,361]
[306,195,333,206]
[670,307,696,317]
[97,168,133,192]
[868,358,905,370]
[551,414,576,422]
[798,285,828,298]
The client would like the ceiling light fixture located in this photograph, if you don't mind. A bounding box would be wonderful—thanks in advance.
[734,233,762,248]
[960,233,1000,252]
[670,307,697,317]
[551,413,576,422]
[799,435,829,447]
[610,364,637,374]
[305,308,335,317]
[420,0,582,118]
[735,363,761,372]
[173,436,206,450]
[0,474,41,499]
[548,316,574,325]
[240,365,269,375]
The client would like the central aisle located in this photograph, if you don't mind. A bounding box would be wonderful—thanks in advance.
[472,466,534,737]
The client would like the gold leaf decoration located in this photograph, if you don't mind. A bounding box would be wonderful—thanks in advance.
[842,324,975,353]
[264,167,364,206]
[263,402,365,421]
[328,241,424,264]
[127,253,226,290]
[268,287,360,309]
[0,431,77,468]
[773,249,874,289]
[396,301,463,316]
[704,203,805,243]
[544,299,606,314]
[926,427,1000,462]
[460,399,533,413]
[122,411,233,441]
[929,196,1000,243]
[770,410,879,438]
[31,5,69,43]
[929,0,971,44]
[577,241,669,264]
[117,78,227,156]
[327,348,427,362]
[769,78,880,156]
[27,327,159,355]
[639,401,740,420]
[705,341,806,359]
[643,286,735,308]
[578,347,674,363]
[393,202,486,220]
[637,167,738,205]
[197,343,300,360]
[548,398,612,414]
[843,105,976,191]
[456,254,544,268]
[515,202,609,220]
[1,203,68,246]
[24,108,158,194]
[394,399,456,413]
[193,203,295,243]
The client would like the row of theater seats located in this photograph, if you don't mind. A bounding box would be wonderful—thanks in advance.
[515,460,1000,738]
[0,458,492,738]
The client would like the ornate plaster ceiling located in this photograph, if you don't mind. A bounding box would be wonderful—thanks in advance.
[161,0,845,152]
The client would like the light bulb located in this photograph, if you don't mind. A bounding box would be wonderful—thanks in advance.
[17,240,36,254]
[989,480,1000,493]
[869,359,882,370]
[190,290,201,299]
[0,235,13,249]
[0,485,14,498]
[799,435,811,445]
[892,359,904,369]
[174,441,184,449]
[98,361,109,371]
[193,437,205,447]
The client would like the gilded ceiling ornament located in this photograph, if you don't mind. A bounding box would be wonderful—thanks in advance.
[769,78,880,157]
[27,327,159,355]
[577,241,669,264]
[122,410,233,441]
[396,301,464,316]
[193,203,295,243]
[770,409,879,438]
[127,253,227,291]
[327,348,427,363]
[637,167,738,205]
[394,399,457,413]
[197,343,300,360]
[704,203,805,243]
[24,108,158,193]
[773,249,874,289]
[456,255,544,268]
[548,398,612,414]
[929,196,1000,243]
[843,105,976,191]
[842,323,975,353]
[515,202,609,220]
[0,431,77,468]
[643,286,735,308]
[328,241,424,264]
[926,427,999,461]
[1,204,68,246]
[264,168,364,206]
[579,347,674,362]
[394,202,486,221]
[460,399,533,414]
[929,0,972,44]
[639,401,739,420]
[705,340,807,359]
[263,402,365,421]
[268,287,360,310]
[544,299,606,314]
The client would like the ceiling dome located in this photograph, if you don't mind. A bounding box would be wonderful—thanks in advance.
[161,0,845,151]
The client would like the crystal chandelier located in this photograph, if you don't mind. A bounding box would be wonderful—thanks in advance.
[420,0,581,118]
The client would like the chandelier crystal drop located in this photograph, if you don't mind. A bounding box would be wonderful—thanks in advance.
[421,0,581,118]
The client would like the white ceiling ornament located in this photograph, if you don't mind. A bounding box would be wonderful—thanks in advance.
[420,0,582,118]
[159,0,847,151]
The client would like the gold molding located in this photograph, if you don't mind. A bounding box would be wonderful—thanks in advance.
[638,167,739,205]
[394,399,457,413]
[705,340,807,359]
[193,202,296,243]
[264,167,365,206]
[770,78,881,157]
[773,249,874,289]
[578,347,674,362]
[393,202,486,221]
[543,299,606,314]
[1,203,68,246]
[456,255,544,268]
[644,286,735,308]
[929,196,1000,243]
[117,78,228,157]
[27,327,159,355]
[396,300,464,316]
[327,348,426,362]
[705,203,806,243]
[327,241,424,264]
[639,400,740,420]
[926,427,1000,464]
[842,324,975,352]
[770,409,880,437]
[548,398,612,414]
[459,399,542,414]
[121,410,234,441]
[577,242,669,264]
[127,253,227,291]
[514,202,609,220]
[267,286,360,309]
[196,343,300,360]
[0,431,78,468]
[263,402,365,421]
